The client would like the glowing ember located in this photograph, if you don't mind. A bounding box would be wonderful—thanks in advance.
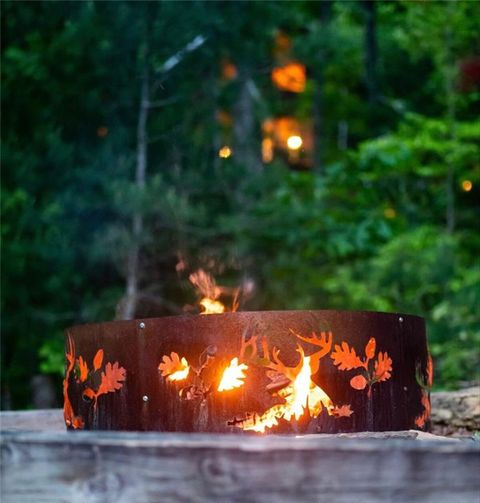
[240,349,333,433]
[200,298,225,315]
[218,357,248,391]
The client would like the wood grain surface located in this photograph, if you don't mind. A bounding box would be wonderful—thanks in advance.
[1,410,479,503]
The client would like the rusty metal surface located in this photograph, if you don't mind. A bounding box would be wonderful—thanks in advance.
[64,310,430,433]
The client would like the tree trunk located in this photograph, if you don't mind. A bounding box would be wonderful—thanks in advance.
[120,63,149,320]
[233,71,262,175]
[117,34,206,320]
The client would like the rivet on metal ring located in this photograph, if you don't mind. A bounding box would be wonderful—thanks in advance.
[142,395,149,402]
[139,322,146,329]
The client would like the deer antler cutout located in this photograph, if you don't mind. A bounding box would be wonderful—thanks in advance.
[239,329,258,361]
[261,337,302,382]
[290,329,332,374]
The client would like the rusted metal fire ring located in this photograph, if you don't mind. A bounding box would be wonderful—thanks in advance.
[64,310,431,434]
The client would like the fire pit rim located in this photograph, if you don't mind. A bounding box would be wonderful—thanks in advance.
[66,309,424,333]
[64,309,430,433]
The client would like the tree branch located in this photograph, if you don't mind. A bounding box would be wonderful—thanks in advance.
[151,35,206,94]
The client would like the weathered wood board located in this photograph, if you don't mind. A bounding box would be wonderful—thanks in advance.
[0,409,65,432]
[1,427,479,502]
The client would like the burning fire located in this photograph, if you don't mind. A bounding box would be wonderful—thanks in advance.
[237,344,334,433]
[200,298,225,315]
[168,361,190,382]
[189,269,240,315]
[282,355,314,421]
[218,357,248,391]
[159,329,354,433]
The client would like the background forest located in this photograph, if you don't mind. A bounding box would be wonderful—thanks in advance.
[2,0,479,409]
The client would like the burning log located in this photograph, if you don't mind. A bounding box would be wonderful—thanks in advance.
[64,310,431,433]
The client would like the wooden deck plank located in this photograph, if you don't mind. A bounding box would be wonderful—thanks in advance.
[1,411,479,503]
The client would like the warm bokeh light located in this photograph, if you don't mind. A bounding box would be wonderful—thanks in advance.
[218,146,232,158]
[271,62,306,93]
[462,180,473,192]
[218,358,248,391]
[262,138,274,163]
[287,135,303,150]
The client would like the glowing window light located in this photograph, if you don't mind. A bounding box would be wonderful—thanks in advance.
[462,180,473,192]
[218,146,232,159]
[287,135,303,150]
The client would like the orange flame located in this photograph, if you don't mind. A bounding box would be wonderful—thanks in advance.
[189,269,240,315]
[239,351,334,433]
[218,357,248,391]
[168,360,190,382]
[200,298,225,315]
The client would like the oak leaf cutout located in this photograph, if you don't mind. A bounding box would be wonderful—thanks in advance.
[158,352,189,380]
[374,352,392,382]
[97,362,126,396]
[332,404,354,418]
[331,342,363,370]
[77,356,89,382]
[93,349,104,371]
[365,338,376,360]
[158,351,189,381]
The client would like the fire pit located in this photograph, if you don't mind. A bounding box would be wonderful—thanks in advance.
[63,310,432,433]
